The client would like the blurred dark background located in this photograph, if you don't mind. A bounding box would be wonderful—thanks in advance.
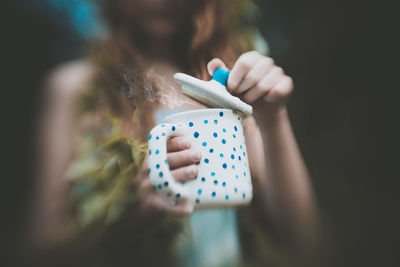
[2,0,399,266]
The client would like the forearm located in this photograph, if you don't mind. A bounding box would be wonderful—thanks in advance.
[27,138,77,251]
[254,106,318,248]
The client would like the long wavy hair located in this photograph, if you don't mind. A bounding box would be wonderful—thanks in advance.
[89,0,254,141]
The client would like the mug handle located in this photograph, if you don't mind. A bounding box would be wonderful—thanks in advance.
[148,123,189,201]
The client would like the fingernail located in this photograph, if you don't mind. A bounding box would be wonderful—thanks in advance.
[185,203,194,214]
[190,150,201,161]
[179,139,191,148]
[187,165,197,176]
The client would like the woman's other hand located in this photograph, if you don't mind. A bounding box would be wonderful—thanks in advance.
[207,51,294,109]
[132,136,201,217]
[209,52,318,251]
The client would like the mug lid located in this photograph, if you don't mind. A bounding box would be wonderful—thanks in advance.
[173,69,253,115]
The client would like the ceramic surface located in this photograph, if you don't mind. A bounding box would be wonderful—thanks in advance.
[148,108,253,209]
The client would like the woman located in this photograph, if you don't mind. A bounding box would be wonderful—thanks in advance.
[30,0,318,266]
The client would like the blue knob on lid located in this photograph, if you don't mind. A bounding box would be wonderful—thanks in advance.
[212,68,230,86]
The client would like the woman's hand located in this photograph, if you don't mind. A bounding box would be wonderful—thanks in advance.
[132,136,201,217]
[207,51,294,110]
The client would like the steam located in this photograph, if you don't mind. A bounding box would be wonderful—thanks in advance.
[120,67,194,108]
[120,68,160,102]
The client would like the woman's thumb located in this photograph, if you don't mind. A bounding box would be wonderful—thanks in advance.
[207,58,228,76]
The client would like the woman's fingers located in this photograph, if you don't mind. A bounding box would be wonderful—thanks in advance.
[228,51,261,91]
[132,157,149,187]
[264,76,294,104]
[167,149,201,169]
[139,194,194,217]
[207,58,227,76]
[236,58,275,94]
[167,200,194,216]
[171,165,199,182]
[209,51,294,106]
[136,174,195,216]
[137,176,155,194]
[136,142,198,217]
[243,67,283,103]
[167,136,191,152]
[140,162,198,189]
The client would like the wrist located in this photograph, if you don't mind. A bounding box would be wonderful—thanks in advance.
[253,104,288,129]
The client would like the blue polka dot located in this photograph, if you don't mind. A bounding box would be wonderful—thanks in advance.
[149,134,152,140]
[161,124,166,127]
[149,149,152,155]
[214,180,218,185]
[234,126,238,132]
[213,132,218,138]
[222,163,227,169]
[222,139,227,144]
[222,182,226,187]
[238,156,242,161]
[242,193,246,199]
[212,192,216,197]
[176,193,181,199]
[220,153,224,158]
[223,128,226,132]
[194,132,199,138]
[189,122,194,127]
[240,145,243,149]
[233,134,236,138]
[156,164,160,169]
[198,189,202,195]
[211,172,215,176]
[204,158,209,163]
[148,168,151,173]
[202,141,207,146]
[161,133,166,136]
[233,147,236,151]
[209,148,214,153]
[232,165,235,169]
[157,184,162,190]
[196,198,200,204]
[201,177,206,182]
[234,187,238,193]
[165,159,168,164]
[172,126,176,131]
[155,149,159,154]
[235,174,239,179]
[204,120,208,124]
[231,154,235,159]
[244,172,247,176]
[238,117,240,120]
[219,112,224,117]
[156,136,159,140]
[163,181,169,187]
[214,119,218,124]
[159,172,163,178]
[225,195,229,200]
[243,152,246,156]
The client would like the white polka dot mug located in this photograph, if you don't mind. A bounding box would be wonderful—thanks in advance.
[148,108,253,209]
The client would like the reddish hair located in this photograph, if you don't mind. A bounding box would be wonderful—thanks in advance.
[89,0,253,141]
